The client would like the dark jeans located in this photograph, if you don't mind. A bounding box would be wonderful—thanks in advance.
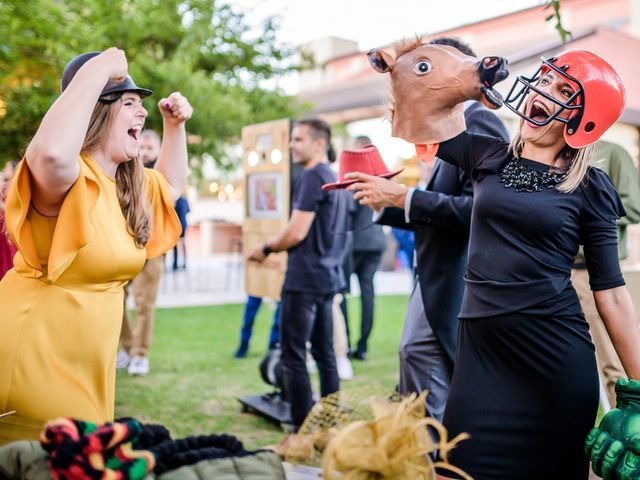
[353,250,382,355]
[280,290,339,428]
[238,296,280,351]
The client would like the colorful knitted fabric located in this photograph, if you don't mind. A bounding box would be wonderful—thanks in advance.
[40,417,267,478]
[40,417,155,480]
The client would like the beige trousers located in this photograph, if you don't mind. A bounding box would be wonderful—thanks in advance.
[332,294,349,359]
[306,294,350,368]
[572,268,624,407]
[120,256,164,356]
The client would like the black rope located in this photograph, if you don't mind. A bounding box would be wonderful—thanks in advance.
[149,434,255,475]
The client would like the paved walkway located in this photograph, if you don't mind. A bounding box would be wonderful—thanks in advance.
[149,255,413,308]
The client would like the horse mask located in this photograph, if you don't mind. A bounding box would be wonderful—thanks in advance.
[368,42,509,160]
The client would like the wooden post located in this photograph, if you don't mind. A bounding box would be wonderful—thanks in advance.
[242,119,291,300]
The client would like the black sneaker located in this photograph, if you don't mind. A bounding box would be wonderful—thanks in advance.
[348,351,367,361]
[234,345,248,358]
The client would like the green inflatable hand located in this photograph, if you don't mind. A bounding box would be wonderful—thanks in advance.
[585,378,640,479]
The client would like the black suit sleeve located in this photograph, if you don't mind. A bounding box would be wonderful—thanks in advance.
[407,104,508,230]
[408,172,473,230]
[464,105,510,141]
[375,207,414,231]
[436,106,509,176]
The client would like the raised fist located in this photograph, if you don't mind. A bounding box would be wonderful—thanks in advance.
[96,47,128,83]
[159,92,193,125]
[585,378,640,479]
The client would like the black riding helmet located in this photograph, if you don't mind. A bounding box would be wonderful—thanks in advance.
[60,51,152,104]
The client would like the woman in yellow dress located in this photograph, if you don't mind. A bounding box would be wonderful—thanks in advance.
[0,48,191,423]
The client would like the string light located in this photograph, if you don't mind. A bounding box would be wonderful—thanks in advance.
[248,151,259,167]
[270,149,282,164]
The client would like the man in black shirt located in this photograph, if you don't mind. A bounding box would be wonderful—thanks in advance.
[248,118,349,430]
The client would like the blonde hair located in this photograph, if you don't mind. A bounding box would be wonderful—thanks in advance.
[82,100,151,247]
[509,121,594,193]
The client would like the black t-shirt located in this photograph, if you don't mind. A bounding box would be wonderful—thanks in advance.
[437,132,626,318]
[283,163,349,294]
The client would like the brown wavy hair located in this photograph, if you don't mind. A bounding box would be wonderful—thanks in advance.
[82,99,151,247]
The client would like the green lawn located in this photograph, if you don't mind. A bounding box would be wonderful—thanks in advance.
[115,294,408,450]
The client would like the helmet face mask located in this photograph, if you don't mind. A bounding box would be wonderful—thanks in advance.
[505,56,584,134]
[504,49,625,148]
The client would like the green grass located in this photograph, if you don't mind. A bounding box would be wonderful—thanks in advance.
[115,295,408,450]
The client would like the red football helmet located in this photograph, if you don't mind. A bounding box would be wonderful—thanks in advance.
[504,49,625,148]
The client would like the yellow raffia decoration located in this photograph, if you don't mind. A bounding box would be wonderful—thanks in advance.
[281,387,471,479]
[284,386,396,466]
[321,392,471,479]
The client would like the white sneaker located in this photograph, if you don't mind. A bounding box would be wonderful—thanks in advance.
[336,356,353,381]
[116,350,130,369]
[128,356,149,376]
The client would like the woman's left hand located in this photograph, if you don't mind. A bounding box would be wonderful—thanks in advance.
[159,92,193,125]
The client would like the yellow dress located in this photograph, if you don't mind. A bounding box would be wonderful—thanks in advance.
[0,153,180,423]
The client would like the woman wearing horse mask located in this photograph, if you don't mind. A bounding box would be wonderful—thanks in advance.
[0,48,190,423]
[351,49,640,479]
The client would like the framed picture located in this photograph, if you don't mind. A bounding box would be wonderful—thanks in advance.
[247,172,285,219]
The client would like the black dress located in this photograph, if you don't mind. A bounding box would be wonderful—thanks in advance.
[435,132,626,479]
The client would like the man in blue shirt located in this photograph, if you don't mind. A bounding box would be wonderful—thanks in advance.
[248,118,349,430]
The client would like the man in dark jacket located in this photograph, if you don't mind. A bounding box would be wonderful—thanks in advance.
[347,38,509,421]
[344,136,387,361]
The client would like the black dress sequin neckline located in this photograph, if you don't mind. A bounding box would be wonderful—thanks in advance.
[498,158,566,192]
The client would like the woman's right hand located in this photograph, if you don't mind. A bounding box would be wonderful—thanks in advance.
[93,47,128,83]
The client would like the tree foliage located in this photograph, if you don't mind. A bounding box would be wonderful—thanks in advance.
[0,0,300,175]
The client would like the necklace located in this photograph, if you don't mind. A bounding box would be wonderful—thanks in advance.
[498,158,566,192]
